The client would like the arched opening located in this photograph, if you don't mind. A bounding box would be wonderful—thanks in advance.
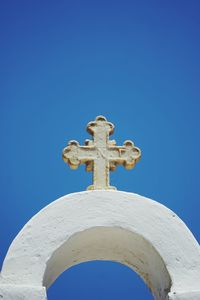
[44,227,171,300]
[47,261,153,300]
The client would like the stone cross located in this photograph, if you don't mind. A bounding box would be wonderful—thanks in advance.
[62,116,141,190]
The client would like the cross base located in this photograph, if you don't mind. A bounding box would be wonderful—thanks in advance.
[87,185,117,191]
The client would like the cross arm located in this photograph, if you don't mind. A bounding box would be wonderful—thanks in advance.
[62,140,96,170]
[108,140,141,170]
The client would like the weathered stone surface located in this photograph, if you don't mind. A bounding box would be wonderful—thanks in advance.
[62,116,141,190]
[0,191,200,299]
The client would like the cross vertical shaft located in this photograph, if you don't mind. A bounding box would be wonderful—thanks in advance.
[91,119,111,190]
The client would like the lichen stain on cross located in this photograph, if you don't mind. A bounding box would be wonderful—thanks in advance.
[62,116,141,190]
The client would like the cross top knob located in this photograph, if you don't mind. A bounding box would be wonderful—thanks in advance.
[62,116,141,190]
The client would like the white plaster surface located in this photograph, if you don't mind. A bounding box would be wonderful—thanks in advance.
[0,190,200,300]
[168,291,200,300]
[0,285,46,300]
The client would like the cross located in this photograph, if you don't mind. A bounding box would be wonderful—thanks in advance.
[62,116,141,190]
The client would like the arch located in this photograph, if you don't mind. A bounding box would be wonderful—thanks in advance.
[44,226,171,297]
[0,190,200,300]
[47,260,154,300]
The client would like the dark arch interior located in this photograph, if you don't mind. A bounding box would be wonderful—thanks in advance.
[48,260,153,300]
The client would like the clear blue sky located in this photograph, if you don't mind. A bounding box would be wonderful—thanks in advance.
[0,1,200,299]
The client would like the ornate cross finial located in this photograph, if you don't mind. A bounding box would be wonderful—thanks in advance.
[62,116,141,190]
